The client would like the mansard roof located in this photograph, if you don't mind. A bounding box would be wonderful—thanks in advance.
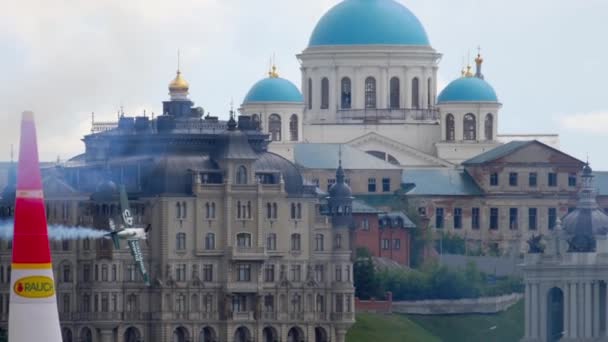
[462,140,583,166]
[402,168,483,196]
[294,143,400,170]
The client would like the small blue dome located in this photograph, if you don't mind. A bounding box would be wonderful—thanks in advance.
[437,77,499,104]
[309,0,430,47]
[243,77,303,104]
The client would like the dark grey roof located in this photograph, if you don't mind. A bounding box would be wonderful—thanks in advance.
[214,131,258,160]
[254,152,303,195]
[402,169,483,196]
[145,155,218,195]
[352,200,383,214]
[379,211,416,228]
[462,141,531,165]
[562,208,608,237]
[294,143,400,170]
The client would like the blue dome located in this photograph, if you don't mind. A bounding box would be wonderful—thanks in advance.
[309,0,430,47]
[437,77,499,104]
[243,77,303,104]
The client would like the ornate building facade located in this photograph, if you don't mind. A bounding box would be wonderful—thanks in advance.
[0,71,355,342]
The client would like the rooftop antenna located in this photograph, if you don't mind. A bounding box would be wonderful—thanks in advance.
[177,49,181,72]
[338,144,343,168]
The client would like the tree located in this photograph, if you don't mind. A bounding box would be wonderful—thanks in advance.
[354,247,379,299]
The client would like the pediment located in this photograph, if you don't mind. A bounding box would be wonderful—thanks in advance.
[347,132,452,168]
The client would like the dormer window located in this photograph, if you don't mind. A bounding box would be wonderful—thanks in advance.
[236,166,248,185]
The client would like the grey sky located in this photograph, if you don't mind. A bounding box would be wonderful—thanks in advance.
[1,0,607,168]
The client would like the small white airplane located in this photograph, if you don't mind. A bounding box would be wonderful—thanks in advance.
[105,185,151,286]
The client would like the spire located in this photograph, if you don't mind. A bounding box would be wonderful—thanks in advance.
[578,162,598,209]
[168,50,190,100]
[336,144,345,184]
[475,46,485,79]
[227,103,237,131]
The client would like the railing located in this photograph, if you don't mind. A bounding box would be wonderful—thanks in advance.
[262,311,277,320]
[337,108,439,121]
[91,122,118,133]
[231,311,255,321]
[331,312,355,321]
[174,121,227,131]
[227,246,267,261]
[289,312,304,321]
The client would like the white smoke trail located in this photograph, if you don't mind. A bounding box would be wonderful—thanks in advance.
[0,221,107,241]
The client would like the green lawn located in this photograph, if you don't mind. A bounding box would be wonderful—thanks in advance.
[346,312,440,342]
[347,300,524,342]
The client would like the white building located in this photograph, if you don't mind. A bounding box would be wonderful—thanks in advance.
[240,0,556,168]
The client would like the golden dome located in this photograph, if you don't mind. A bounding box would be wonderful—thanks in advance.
[169,71,189,92]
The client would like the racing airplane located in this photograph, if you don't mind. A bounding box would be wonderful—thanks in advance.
[105,185,151,286]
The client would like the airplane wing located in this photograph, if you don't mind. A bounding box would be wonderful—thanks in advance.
[119,185,134,228]
[127,239,150,286]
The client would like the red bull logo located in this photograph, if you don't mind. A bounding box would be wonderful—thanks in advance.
[13,276,55,298]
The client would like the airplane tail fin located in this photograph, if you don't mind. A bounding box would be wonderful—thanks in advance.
[111,234,120,249]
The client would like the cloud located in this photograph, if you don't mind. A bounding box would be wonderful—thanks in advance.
[556,111,608,135]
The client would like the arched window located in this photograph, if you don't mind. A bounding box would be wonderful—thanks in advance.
[291,234,301,251]
[181,201,187,218]
[335,234,342,249]
[308,78,313,110]
[126,294,138,312]
[176,233,186,250]
[315,234,324,251]
[289,114,298,141]
[266,203,272,219]
[296,203,302,219]
[62,328,73,342]
[266,233,277,250]
[236,165,248,185]
[268,114,281,142]
[251,114,260,129]
[205,233,215,250]
[427,77,433,107]
[290,203,296,220]
[364,77,377,109]
[80,328,92,342]
[412,77,420,109]
[237,233,252,248]
[390,77,400,109]
[176,202,181,219]
[463,114,477,141]
[205,203,210,219]
[446,114,455,141]
[485,114,494,140]
[321,77,329,109]
[341,77,352,109]
[176,294,186,312]
[272,203,278,219]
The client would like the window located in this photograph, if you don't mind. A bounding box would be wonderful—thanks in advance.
[411,77,420,109]
[82,294,91,312]
[176,233,186,251]
[364,77,377,109]
[204,294,213,312]
[490,208,499,230]
[176,202,181,219]
[390,77,400,109]
[361,218,370,231]
[266,233,277,251]
[484,114,493,140]
[568,173,577,187]
[315,265,325,283]
[317,295,325,312]
[393,239,401,250]
[291,265,301,282]
[382,178,391,192]
[321,78,329,109]
[237,264,251,282]
[490,173,499,186]
[112,265,117,281]
[181,201,187,218]
[381,239,390,250]
[83,264,90,282]
[548,172,558,187]
[472,208,480,230]
[315,234,324,251]
[335,265,342,282]
[83,238,90,250]
[529,173,538,187]
[335,234,342,249]
[205,233,215,250]
[427,78,433,107]
[509,208,518,230]
[236,165,248,185]
[237,233,252,248]
[291,234,301,251]
[463,114,476,140]
[368,178,377,193]
[62,294,70,313]
[446,114,455,141]
[453,208,462,229]
[176,264,186,282]
[509,172,518,186]
[101,294,109,312]
[435,208,444,229]
[264,295,274,312]
[264,264,275,282]
[341,77,351,109]
[205,202,216,219]
[203,264,213,282]
[62,240,70,251]
[308,78,313,110]
[548,208,557,230]
[528,208,538,230]
[289,114,298,141]
[176,294,186,312]
[101,265,108,281]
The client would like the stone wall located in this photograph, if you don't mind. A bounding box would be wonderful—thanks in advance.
[391,293,522,315]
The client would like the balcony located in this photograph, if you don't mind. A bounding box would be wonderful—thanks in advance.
[261,311,277,320]
[225,281,260,293]
[337,108,439,122]
[331,312,355,322]
[289,312,304,321]
[231,311,255,322]
[227,246,267,261]
[190,312,219,321]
